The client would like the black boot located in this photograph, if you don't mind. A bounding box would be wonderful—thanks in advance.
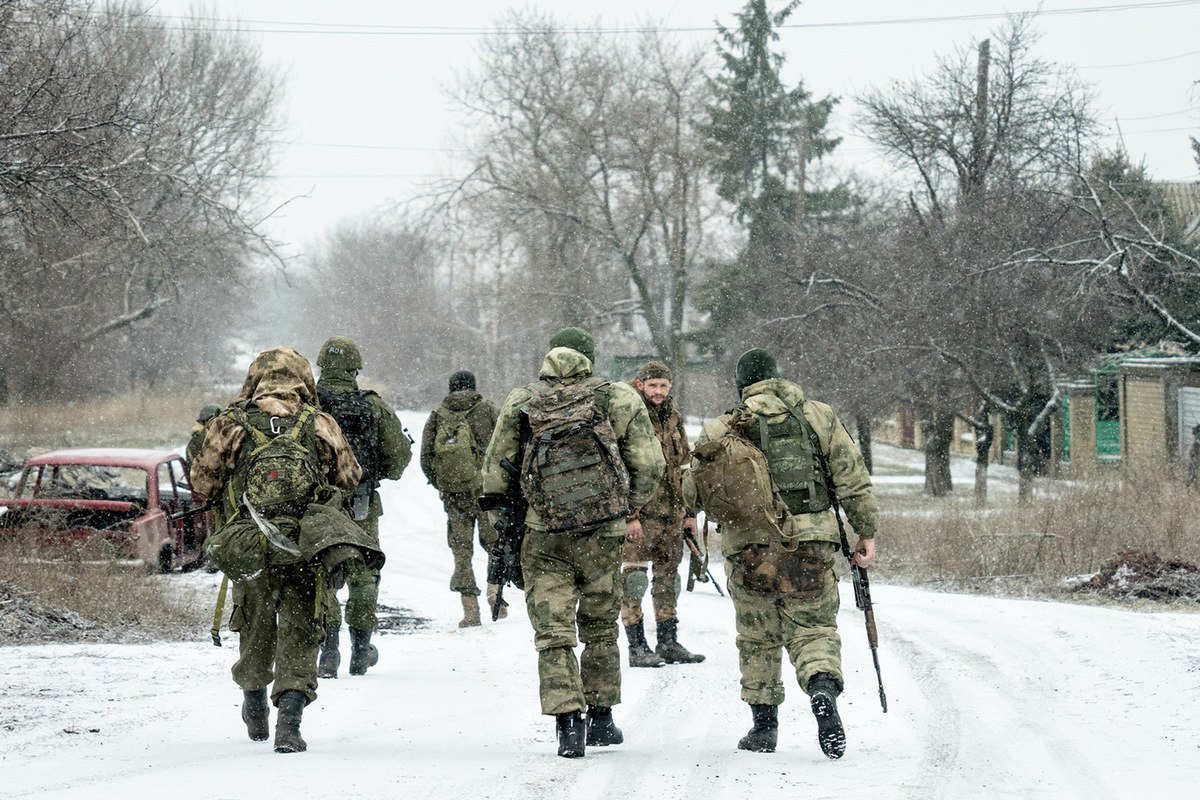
[348,627,379,676]
[585,705,624,747]
[737,703,778,753]
[273,690,308,753]
[655,618,705,664]
[808,673,846,759]
[625,621,665,668]
[241,688,269,742]
[555,710,585,758]
[318,626,340,679]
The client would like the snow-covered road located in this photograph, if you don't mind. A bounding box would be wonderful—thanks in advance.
[3,413,1197,799]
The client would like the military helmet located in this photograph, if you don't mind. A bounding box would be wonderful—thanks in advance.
[197,404,223,424]
[317,336,363,371]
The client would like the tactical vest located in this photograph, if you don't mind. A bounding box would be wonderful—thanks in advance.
[432,403,481,494]
[228,405,324,520]
[750,401,832,515]
[520,377,630,533]
[317,387,381,488]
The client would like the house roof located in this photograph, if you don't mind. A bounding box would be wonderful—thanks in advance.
[1160,181,1200,242]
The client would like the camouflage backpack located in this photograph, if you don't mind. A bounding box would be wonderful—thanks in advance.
[520,377,630,533]
[317,387,381,487]
[229,405,324,519]
[690,408,787,538]
[750,400,832,515]
[432,404,481,494]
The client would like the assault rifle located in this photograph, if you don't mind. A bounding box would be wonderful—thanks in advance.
[483,457,527,621]
[683,524,725,597]
[811,434,888,713]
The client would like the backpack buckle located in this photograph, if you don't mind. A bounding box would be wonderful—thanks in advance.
[270,416,283,434]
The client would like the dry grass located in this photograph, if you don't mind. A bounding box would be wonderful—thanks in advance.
[0,389,222,455]
[879,465,1200,599]
[0,539,208,643]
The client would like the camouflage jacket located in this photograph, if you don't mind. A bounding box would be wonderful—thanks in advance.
[631,393,692,523]
[685,378,877,557]
[192,347,362,517]
[419,390,499,488]
[481,347,666,536]
[317,369,411,517]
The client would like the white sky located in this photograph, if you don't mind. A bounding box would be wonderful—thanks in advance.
[151,0,1200,255]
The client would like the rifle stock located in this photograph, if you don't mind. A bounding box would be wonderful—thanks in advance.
[486,456,527,621]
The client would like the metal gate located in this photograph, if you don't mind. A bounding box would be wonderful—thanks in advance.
[1178,387,1200,456]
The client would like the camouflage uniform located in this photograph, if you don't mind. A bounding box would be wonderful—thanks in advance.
[191,348,361,715]
[184,404,223,466]
[481,347,665,718]
[621,393,690,627]
[419,390,500,598]
[689,377,877,702]
[317,367,411,634]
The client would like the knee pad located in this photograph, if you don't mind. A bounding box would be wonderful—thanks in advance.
[623,567,649,602]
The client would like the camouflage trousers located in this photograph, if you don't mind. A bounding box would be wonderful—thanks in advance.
[619,516,684,626]
[521,527,622,715]
[444,491,497,597]
[323,514,381,631]
[724,541,842,704]
[229,564,326,705]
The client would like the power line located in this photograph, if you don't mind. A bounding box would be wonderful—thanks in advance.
[1119,108,1200,121]
[1081,48,1200,69]
[290,141,467,153]
[141,1,1200,37]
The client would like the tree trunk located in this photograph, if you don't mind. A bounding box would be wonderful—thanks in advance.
[922,411,954,496]
[856,415,874,475]
[1013,405,1036,503]
[974,422,993,507]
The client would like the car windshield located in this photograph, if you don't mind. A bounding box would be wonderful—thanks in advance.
[25,465,149,503]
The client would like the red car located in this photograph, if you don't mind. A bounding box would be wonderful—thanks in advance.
[0,448,213,572]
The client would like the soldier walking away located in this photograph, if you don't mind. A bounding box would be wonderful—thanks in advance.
[685,349,878,759]
[480,327,665,759]
[185,404,223,465]
[622,360,704,668]
[420,370,500,627]
[314,336,411,678]
[191,347,363,753]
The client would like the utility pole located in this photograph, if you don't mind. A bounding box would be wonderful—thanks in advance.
[967,38,991,199]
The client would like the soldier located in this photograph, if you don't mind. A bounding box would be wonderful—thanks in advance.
[685,348,878,759]
[314,336,411,678]
[480,327,665,758]
[419,370,500,627]
[622,360,704,667]
[185,404,223,465]
[191,346,362,753]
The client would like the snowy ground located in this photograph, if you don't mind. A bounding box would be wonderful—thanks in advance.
[3,412,1198,799]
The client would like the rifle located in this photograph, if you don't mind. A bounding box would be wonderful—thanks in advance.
[483,456,527,621]
[683,523,725,597]
[811,432,888,713]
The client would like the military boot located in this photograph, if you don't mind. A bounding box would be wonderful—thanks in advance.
[241,688,270,742]
[625,621,665,668]
[486,583,508,620]
[737,703,778,753]
[348,627,379,676]
[585,705,624,747]
[459,594,482,628]
[654,618,705,664]
[273,690,307,753]
[555,710,585,758]
[317,626,340,679]
[808,673,846,759]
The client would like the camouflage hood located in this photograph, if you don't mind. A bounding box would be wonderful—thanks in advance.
[741,378,806,419]
[233,347,318,417]
[443,389,484,412]
[538,347,593,382]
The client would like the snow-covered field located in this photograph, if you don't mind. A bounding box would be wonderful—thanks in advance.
[3,413,1197,799]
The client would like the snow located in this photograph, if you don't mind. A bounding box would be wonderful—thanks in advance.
[3,412,1198,798]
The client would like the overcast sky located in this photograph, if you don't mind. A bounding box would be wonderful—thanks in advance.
[151,0,1200,255]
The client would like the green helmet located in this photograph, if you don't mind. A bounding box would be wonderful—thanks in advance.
[197,404,223,424]
[317,336,362,371]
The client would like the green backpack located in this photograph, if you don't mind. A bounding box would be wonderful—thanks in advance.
[690,409,787,537]
[520,377,630,533]
[432,405,481,493]
[751,401,832,515]
[228,405,324,519]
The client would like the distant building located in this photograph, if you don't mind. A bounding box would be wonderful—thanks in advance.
[1159,181,1200,245]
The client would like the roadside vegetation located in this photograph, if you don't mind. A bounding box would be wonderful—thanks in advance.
[0,538,208,644]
